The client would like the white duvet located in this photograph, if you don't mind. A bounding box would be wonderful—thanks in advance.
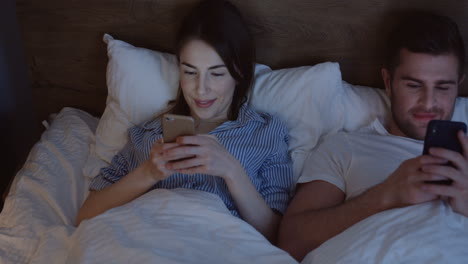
[0,108,296,264]
[303,201,468,264]
[2,107,468,264]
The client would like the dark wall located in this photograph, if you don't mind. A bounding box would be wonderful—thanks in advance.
[0,0,38,208]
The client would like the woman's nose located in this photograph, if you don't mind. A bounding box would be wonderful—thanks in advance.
[196,74,210,95]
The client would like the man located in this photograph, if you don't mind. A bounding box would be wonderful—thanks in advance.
[278,13,468,261]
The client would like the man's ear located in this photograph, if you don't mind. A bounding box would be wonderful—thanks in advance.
[381,68,392,97]
[459,74,465,85]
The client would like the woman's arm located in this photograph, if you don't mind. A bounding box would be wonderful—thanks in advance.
[75,139,178,226]
[76,161,159,226]
[223,167,282,242]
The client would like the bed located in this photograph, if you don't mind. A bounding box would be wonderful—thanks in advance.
[3,0,468,263]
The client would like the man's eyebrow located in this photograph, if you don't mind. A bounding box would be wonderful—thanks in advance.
[401,76,423,83]
[181,62,226,70]
[400,76,457,85]
[435,80,457,85]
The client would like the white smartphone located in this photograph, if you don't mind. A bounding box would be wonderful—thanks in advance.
[162,114,195,143]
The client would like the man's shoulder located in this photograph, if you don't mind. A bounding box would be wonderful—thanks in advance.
[321,128,376,144]
[317,122,384,153]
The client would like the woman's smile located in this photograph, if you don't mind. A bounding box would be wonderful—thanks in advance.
[195,99,217,108]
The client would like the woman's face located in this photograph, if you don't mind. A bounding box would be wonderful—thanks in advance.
[179,39,236,121]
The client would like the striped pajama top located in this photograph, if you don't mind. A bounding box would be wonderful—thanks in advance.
[90,104,294,217]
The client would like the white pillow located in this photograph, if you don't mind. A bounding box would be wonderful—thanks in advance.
[83,34,343,181]
[84,34,180,177]
[339,81,390,131]
[249,63,343,179]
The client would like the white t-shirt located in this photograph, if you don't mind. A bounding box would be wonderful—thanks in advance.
[298,119,423,200]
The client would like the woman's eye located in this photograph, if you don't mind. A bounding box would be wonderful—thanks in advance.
[184,71,196,75]
[211,72,225,77]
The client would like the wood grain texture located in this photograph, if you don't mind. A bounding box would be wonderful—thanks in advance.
[16,0,468,124]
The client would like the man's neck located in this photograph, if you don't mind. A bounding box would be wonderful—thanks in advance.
[386,118,406,138]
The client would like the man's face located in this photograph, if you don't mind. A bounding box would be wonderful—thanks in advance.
[382,48,462,140]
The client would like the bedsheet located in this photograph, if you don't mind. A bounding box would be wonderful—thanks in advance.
[0,107,98,263]
[0,107,297,264]
[303,200,468,264]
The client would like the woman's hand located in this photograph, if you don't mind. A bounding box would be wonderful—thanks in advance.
[142,138,180,181]
[164,134,280,242]
[163,134,244,181]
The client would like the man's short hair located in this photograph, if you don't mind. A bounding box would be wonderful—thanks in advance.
[385,12,465,78]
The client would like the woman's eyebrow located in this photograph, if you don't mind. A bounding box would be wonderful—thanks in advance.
[181,62,196,69]
[181,62,226,70]
[208,65,226,70]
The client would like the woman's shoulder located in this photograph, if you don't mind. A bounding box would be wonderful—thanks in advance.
[243,105,289,136]
[128,116,163,139]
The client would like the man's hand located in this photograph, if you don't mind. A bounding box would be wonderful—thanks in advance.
[378,155,448,209]
[421,131,468,216]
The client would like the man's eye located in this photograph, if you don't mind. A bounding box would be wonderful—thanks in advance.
[436,86,450,91]
[407,84,420,88]
[184,71,196,75]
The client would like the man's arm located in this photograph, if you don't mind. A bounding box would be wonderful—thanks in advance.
[277,180,393,261]
[278,155,447,261]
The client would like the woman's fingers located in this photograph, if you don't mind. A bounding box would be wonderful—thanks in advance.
[164,145,201,161]
[176,134,217,145]
[166,156,203,171]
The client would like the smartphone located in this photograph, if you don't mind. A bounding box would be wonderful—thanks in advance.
[162,114,195,143]
[422,120,467,185]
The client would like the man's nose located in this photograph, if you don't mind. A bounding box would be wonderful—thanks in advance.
[420,88,436,109]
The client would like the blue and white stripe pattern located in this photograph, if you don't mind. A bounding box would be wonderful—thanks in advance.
[90,104,294,217]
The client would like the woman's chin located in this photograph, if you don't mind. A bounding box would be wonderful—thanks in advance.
[191,111,213,120]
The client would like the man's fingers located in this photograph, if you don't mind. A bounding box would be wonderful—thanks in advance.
[421,182,455,197]
[429,147,465,169]
[420,173,451,182]
[417,155,448,165]
[457,130,468,158]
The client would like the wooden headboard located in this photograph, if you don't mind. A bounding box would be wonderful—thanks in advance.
[16,0,468,125]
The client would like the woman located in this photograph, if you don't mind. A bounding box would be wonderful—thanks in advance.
[76,0,293,242]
